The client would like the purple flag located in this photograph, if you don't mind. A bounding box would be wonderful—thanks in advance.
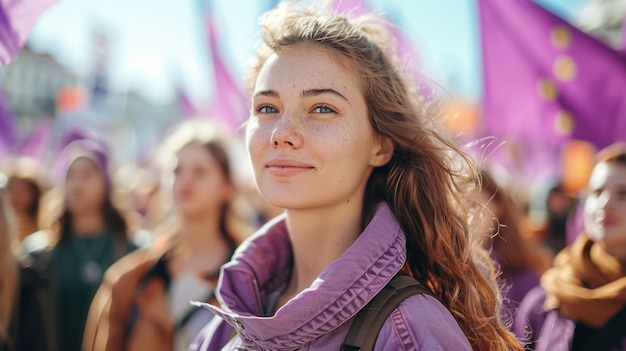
[15,117,52,159]
[0,0,58,65]
[0,83,17,154]
[201,9,249,133]
[478,0,626,151]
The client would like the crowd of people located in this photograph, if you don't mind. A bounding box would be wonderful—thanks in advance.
[1,1,625,351]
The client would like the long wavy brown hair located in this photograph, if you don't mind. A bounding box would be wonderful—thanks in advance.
[248,3,522,350]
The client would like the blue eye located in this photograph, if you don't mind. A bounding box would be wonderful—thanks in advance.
[258,105,278,113]
[313,104,335,113]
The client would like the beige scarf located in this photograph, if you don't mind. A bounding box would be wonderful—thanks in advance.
[541,234,626,329]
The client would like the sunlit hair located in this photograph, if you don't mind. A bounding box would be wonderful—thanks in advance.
[248,3,521,350]
[154,120,252,247]
[0,174,19,343]
[476,170,545,275]
[593,142,626,166]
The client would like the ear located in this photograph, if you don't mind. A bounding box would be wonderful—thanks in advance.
[370,136,394,167]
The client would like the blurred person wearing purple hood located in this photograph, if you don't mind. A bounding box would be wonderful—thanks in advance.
[24,138,136,351]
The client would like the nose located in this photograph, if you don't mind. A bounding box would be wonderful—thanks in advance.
[596,190,615,212]
[270,113,303,149]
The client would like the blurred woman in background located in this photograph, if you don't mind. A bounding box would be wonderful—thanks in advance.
[83,122,252,351]
[514,143,626,350]
[473,170,551,320]
[0,172,47,351]
[26,138,135,351]
[0,157,46,246]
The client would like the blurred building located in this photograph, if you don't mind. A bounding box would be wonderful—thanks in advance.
[0,46,77,122]
[0,45,179,164]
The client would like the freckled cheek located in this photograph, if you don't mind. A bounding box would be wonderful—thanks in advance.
[246,125,271,170]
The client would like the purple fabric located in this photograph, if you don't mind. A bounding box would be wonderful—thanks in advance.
[14,117,52,159]
[201,13,248,133]
[57,138,112,189]
[514,286,626,350]
[0,0,58,65]
[478,0,626,151]
[514,286,576,350]
[189,203,470,350]
[500,269,540,321]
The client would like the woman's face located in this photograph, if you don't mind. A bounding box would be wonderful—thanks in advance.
[172,143,232,219]
[247,43,391,210]
[65,157,107,215]
[584,162,626,259]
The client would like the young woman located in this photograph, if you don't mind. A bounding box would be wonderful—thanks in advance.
[7,173,42,241]
[0,172,48,351]
[26,138,135,351]
[190,3,521,351]
[514,143,626,350]
[0,173,20,351]
[83,123,249,351]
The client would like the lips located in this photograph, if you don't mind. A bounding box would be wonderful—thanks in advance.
[265,159,314,176]
[600,217,616,227]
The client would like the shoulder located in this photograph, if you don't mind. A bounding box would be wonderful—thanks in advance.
[188,316,234,351]
[513,285,548,340]
[102,248,161,287]
[375,294,471,351]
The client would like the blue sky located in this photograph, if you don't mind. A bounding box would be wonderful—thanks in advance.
[28,0,586,105]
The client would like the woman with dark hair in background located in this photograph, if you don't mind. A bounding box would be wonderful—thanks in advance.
[83,122,251,351]
[26,138,135,351]
[7,174,41,241]
[0,157,46,247]
[0,172,47,351]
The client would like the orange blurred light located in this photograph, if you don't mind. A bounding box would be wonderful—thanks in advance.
[56,85,88,114]
[561,139,595,196]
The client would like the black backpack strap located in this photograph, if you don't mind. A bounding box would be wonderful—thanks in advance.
[341,274,435,351]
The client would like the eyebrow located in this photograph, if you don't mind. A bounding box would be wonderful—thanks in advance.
[301,88,349,102]
[252,88,349,102]
[253,90,279,98]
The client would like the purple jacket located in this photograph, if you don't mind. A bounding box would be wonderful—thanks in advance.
[513,286,626,351]
[499,268,539,320]
[189,203,470,350]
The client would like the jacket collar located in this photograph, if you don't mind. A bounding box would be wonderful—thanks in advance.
[200,203,407,350]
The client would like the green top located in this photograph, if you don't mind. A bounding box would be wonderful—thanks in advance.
[55,231,114,351]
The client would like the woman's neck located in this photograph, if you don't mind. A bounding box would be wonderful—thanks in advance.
[178,213,228,253]
[280,199,364,303]
[72,211,106,237]
[169,213,232,278]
